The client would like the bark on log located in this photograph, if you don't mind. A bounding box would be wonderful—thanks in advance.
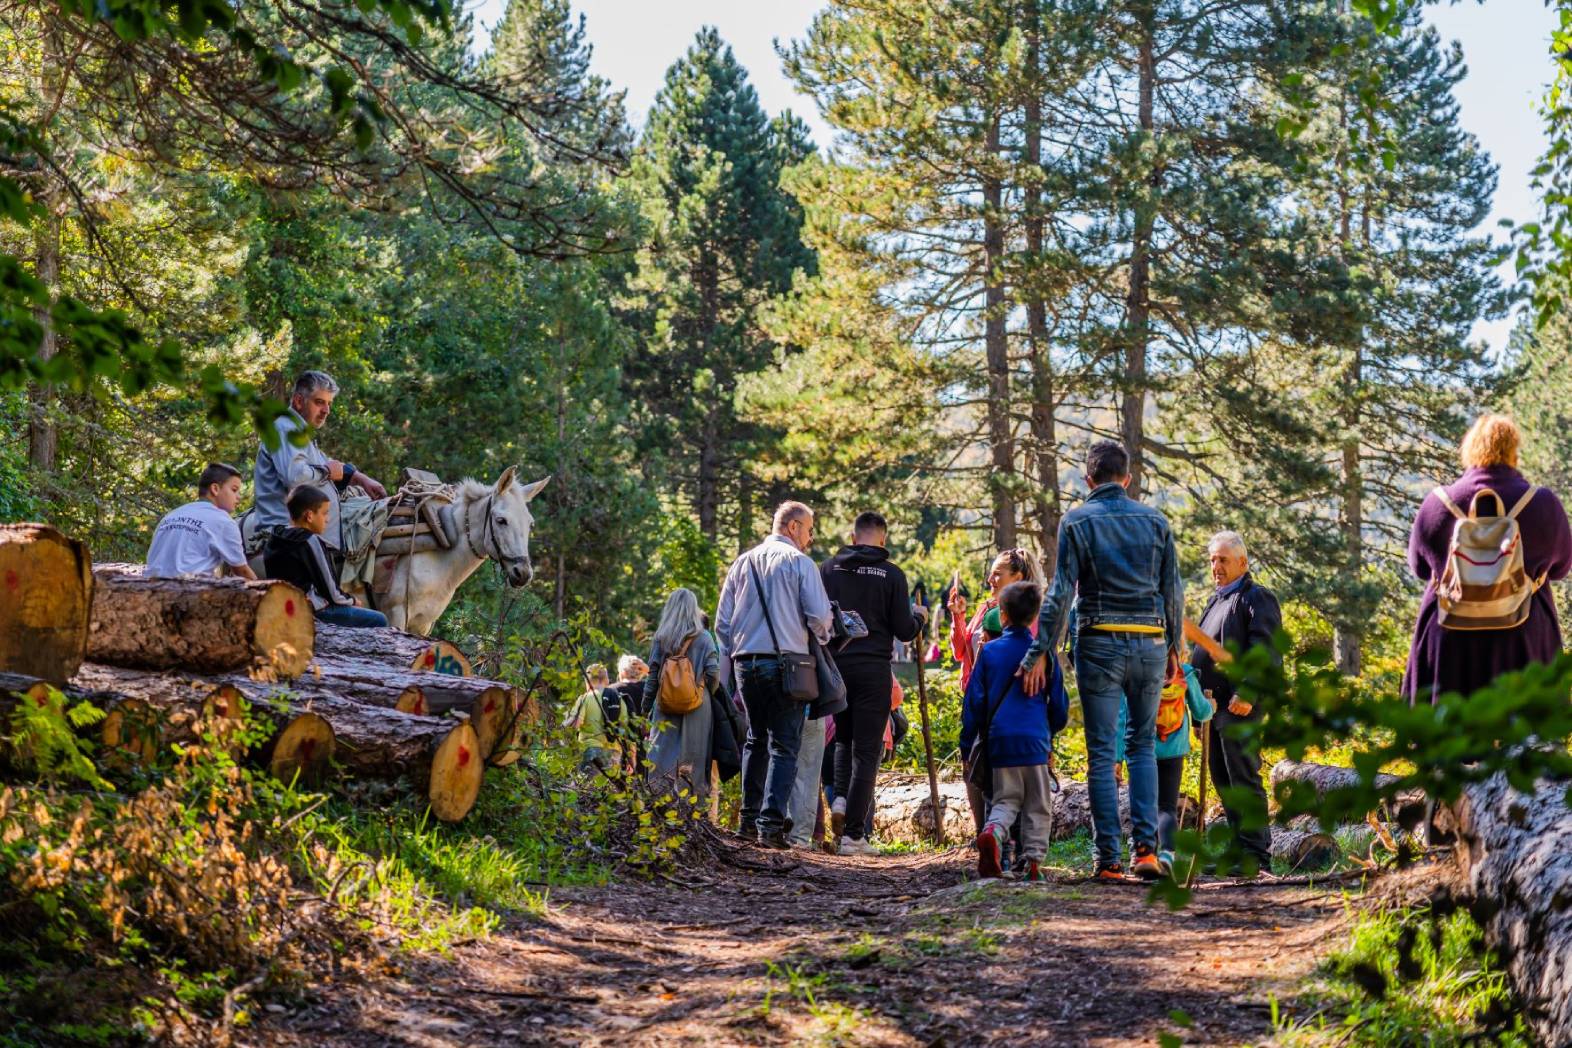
[305,658,513,760]
[69,664,484,820]
[1270,829,1340,871]
[1269,759,1425,825]
[89,563,314,678]
[1454,776,1572,1046]
[0,523,93,683]
[312,623,472,675]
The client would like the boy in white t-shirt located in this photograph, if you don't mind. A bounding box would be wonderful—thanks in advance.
[145,463,258,579]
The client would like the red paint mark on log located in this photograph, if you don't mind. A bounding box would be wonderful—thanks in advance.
[458,745,471,768]
[35,693,47,707]
[484,698,495,713]
[285,599,296,617]
[301,738,316,761]
[416,699,427,715]
[424,651,436,667]
[3,570,17,590]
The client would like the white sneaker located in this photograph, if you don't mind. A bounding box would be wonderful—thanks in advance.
[831,798,847,816]
[838,835,878,857]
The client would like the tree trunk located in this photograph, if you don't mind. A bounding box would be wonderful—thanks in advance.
[1268,759,1424,824]
[0,523,93,683]
[1121,20,1157,499]
[1454,776,1572,1045]
[27,205,61,472]
[88,564,314,678]
[983,111,1016,550]
[66,663,485,822]
[312,622,472,675]
[1021,16,1061,573]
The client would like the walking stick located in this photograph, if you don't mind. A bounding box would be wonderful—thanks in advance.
[1189,713,1212,889]
[915,625,945,847]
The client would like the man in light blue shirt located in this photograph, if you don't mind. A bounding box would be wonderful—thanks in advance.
[715,501,834,848]
[253,370,387,552]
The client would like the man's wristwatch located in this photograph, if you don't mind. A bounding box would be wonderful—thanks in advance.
[339,462,357,488]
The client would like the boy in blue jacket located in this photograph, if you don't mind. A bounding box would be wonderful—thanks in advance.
[959,581,1069,880]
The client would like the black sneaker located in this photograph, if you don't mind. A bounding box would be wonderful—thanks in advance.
[737,819,757,840]
[758,827,791,850]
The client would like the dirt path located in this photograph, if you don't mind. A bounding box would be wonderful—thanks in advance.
[253,836,1349,1047]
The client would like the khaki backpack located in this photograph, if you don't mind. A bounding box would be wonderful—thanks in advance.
[1433,485,1546,631]
[657,636,703,716]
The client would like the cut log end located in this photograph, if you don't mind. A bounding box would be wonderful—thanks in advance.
[489,689,538,767]
[252,584,315,678]
[0,524,93,683]
[202,684,249,752]
[428,722,483,822]
[394,686,428,716]
[102,697,160,768]
[470,686,511,761]
[412,641,472,677]
[268,712,336,786]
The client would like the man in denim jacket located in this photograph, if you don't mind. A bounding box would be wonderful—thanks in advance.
[1020,440,1183,880]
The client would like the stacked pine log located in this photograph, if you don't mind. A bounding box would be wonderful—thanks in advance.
[0,531,540,822]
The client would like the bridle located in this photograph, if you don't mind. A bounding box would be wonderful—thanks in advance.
[461,490,531,578]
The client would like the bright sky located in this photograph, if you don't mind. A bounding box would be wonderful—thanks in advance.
[467,0,1557,354]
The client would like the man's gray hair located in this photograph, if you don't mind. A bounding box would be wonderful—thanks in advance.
[772,500,814,533]
[1209,530,1248,558]
[292,370,339,400]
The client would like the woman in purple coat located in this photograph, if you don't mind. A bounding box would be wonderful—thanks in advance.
[1404,414,1572,704]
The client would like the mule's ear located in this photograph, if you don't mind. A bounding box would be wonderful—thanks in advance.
[520,475,551,501]
[494,465,519,494]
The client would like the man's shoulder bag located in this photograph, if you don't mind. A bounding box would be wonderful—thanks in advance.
[748,559,819,702]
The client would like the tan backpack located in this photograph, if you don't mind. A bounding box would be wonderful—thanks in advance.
[1433,485,1546,631]
[657,636,703,716]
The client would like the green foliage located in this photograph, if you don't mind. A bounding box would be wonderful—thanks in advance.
[1277,906,1530,1046]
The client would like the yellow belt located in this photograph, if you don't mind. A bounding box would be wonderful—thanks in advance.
[1091,623,1165,635]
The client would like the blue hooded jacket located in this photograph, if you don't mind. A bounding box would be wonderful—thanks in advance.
[959,625,1069,768]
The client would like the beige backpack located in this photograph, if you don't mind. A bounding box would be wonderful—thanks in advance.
[1433,485,1546,631]
[657,636,703,716]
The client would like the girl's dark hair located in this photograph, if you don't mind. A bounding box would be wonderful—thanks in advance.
[286,484,331,520]
[999,581,1042,628]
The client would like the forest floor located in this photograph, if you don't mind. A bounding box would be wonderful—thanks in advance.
[246,832,1354,1048]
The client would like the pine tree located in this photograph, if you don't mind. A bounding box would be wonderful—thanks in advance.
[1178,11,1503,673]
[623,29,816,548]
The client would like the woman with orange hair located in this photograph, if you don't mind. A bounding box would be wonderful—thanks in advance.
[1403,414,1572,703]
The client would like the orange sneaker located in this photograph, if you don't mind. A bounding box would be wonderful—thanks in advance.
[1094,862,1126,882]
[1132,844,1166,881]
[976,826,1003,879]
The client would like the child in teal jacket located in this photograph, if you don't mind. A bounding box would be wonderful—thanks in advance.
[1114,664,1213,867]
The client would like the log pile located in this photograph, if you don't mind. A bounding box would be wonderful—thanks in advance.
[0,546,531,822]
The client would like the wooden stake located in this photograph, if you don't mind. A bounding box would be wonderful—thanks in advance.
[914,648,944,846]
[1189,717,1212,889]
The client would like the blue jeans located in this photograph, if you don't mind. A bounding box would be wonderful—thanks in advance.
[316,604,389,628]
[787,713,827,846]
[737,657,808,834]
[1076,630,1166,865]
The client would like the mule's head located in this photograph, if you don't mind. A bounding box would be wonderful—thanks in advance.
[488,467,549,587]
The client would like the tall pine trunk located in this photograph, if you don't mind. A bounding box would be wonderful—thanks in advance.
[983,111,1016,549]
[27,203,60,472]
[1332,66,1363,677]
[696,251,721,540]
[1121,22,1156,499]
[1023,14,1061,573]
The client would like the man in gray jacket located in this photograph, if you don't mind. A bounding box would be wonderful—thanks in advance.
[253,370,387,554]
[715,501,834,848]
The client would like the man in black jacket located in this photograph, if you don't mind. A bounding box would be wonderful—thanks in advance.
[1189,530,1281,871]
[821,511,926,855]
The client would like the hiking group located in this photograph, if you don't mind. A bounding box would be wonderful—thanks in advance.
[570,413,1570,882]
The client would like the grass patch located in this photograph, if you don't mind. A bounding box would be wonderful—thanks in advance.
[1275,905,1530,1046]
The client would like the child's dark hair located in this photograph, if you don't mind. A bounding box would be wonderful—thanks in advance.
[286,484,331,521]
[198,462,241,497]
[998,580,1042,628]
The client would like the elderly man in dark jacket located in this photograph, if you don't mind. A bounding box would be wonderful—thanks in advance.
[1189,530,1281,870]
